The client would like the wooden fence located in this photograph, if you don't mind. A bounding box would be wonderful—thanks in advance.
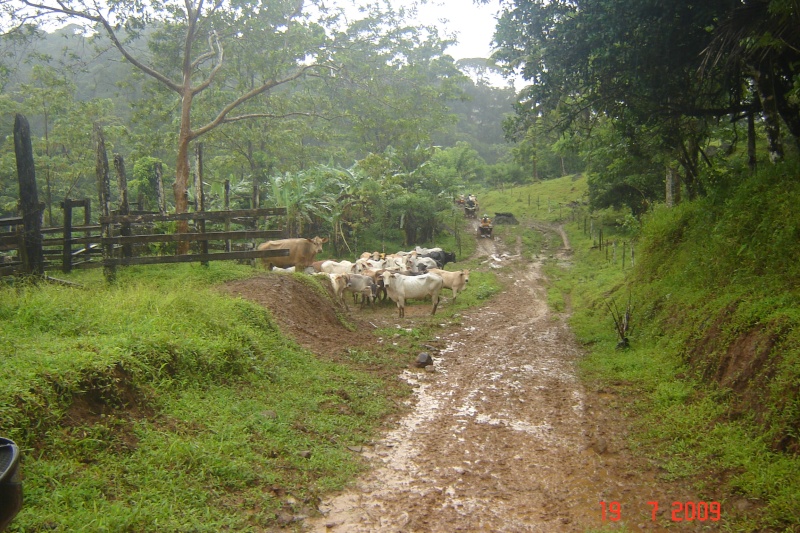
[2,113,291,281]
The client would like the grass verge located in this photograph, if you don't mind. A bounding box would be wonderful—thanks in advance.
[1,264,390,530]
[540,166,800,531]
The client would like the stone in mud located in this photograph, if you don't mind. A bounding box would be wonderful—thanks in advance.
[415,352,433,368]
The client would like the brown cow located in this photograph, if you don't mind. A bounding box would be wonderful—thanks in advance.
[427,268,470,301]
[257,237,328,270]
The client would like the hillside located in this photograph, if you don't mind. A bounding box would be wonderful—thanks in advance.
[538,168,800,530]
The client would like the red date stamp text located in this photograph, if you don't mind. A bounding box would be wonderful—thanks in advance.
[600,500,721,522]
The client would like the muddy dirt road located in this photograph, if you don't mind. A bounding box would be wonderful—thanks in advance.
[299,225,706,533]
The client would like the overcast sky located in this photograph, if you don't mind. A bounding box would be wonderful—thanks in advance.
[338,0,504,60]
[399,0,503,60]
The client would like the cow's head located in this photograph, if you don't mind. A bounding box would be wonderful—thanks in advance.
[462,270,470,284]
[444,251,457,263]
[308,236,329,253]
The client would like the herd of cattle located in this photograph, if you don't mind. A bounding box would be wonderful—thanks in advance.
[256,236,469,317]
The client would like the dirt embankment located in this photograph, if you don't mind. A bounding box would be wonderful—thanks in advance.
[223,224,711,532]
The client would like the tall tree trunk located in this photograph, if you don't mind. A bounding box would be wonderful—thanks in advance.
[403,214,416,247]
[747,112,757,173]
[665,166,677,207]
[679,139,702,200]
[174,136,191,254]
[753,65,784,163]
[174,63,194,253]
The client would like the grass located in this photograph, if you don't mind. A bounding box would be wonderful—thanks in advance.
[476,173,589,224]
[0,263,389,531]
[0,224,502,531]
[527,169,800,531]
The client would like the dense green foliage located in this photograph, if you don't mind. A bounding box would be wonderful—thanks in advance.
[491,0,800,213]
[0,13,518,231]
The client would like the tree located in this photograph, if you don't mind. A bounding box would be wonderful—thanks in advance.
[582,118,663,216]
[701,0,800,161]
[4,0,357,250]
[327,10,468,167]
[436,63,517,165]
[12,64,125,223]
[490,0,775,205]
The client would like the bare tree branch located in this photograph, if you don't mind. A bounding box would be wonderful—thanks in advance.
[191,63,329,139]
[18,0,183,92]
[191,31,224,96]
[220,111,343,124]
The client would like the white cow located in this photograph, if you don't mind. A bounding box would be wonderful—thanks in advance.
[406,255,438,273]
[414,246,442,254]
[382,254,407,270]
[329,273,377,310]
[328,273,349,306]
[355,258,385,273]
[344,274,378,309]
[320,260,357,275]
[427,268,470,301]
[382,271,444,318]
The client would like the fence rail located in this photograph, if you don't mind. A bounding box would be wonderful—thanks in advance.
[2,114,296,280]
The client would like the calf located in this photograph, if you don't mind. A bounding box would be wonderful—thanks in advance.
[382,271,444,318]
[361,268,387,301]
[344,274,378,309]
[328,273,349,307]
[427,268,470,301]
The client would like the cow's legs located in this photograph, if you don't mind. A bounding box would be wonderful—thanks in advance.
[431,295,439,315]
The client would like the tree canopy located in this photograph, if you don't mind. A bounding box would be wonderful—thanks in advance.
[490,0,800,212]
[0,0,521,248]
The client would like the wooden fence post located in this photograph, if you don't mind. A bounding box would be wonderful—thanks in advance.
[224,179,231,252]
[114,155,132,259]
[155,162,166,215]
[13,114,44,276]
[61,199,73,273]
[195,143,208,266]
[622,241,626,270]
[95,124,115,282]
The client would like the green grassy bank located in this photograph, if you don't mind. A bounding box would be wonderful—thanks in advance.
[538,166,800,531]
[1,264,386,530]
[1,243,500,531]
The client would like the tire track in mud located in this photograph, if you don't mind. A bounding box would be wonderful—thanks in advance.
[305,224,704,533]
